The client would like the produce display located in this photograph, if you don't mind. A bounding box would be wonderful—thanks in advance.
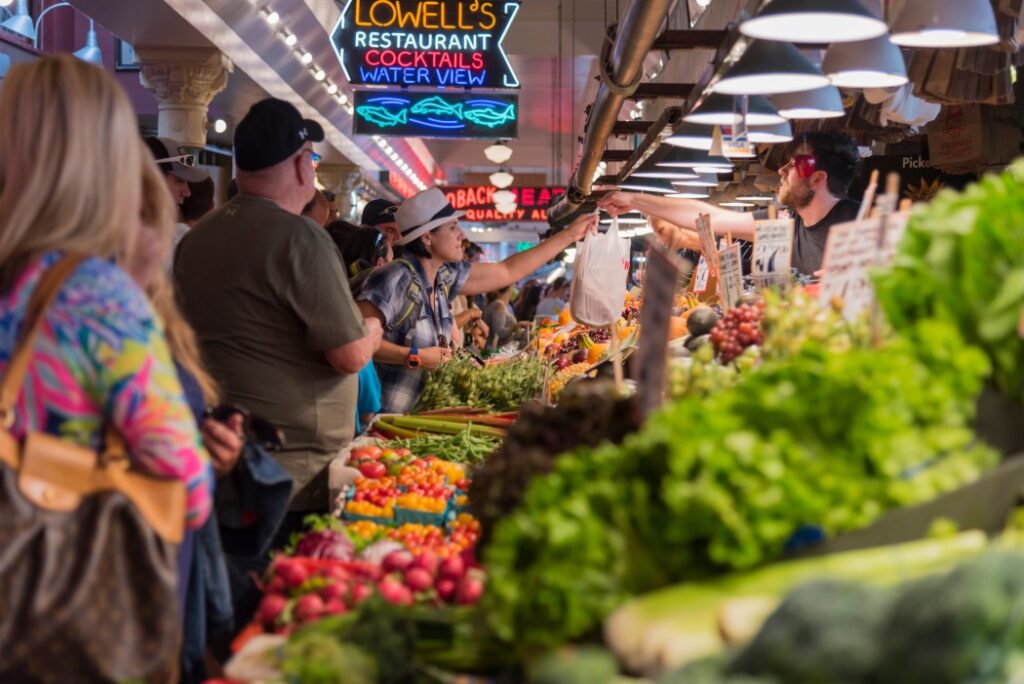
[415,353,545,412]
[874,161,1024,400]
[482,319,996,649]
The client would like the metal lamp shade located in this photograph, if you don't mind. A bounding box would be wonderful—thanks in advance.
[890,0,999,48]
[772,86,846,120]
[672,174,721,188]
[713,41,830,96]
[618,177,677,194]
[664,123,714,150]
[746,121,794,144]
[823,35,908,89]
[741,0,888,43]
[632,160,699,180]
[655,146,734,171]
[684,93,785,126]
[1,0,35,41]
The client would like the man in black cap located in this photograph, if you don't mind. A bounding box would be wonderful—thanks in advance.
[174,98,382,513]
[361,198,401,245]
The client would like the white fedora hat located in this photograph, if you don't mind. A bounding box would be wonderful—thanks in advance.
[395,188,465,246]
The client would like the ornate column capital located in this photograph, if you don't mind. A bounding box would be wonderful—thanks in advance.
[137,49,233,147]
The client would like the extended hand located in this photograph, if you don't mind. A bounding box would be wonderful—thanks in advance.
[597,191,637,217]
[419,346,453,370]
[566,212,600,241]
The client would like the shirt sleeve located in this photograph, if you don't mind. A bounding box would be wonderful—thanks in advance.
[281,224,368,352]
[358,262,416,330]
[74,261,214,529]
[446,260,473,300]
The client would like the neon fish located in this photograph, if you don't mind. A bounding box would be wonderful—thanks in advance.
[410,96,464,118]
[356,106,408,128]
[463,104,516,128]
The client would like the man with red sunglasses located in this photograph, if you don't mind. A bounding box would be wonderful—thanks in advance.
[599,131,861,277]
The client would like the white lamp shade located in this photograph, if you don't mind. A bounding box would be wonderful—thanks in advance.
[667,190,711,199]
[1,0,34,41]
[495,202,518,214]
[890,0,999,48]
[740,0,888,44]
[664,123,714,150]
[618,177,677,194]
[484,142,513,164]
[489,171,514,189]
[656,146,733,171]
[746,121,794,144]
[73,21,103,66]
[772,86,846,120]
[672,174,720,188]
[632,161,699,179]
[713,40,830,96]
[684,93,785,126]
[823,35,908,89]
[493,189,516,205]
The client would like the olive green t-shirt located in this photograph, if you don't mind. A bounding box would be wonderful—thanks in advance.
[174,195,367,511]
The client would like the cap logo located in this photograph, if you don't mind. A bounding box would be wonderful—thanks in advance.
[299,128,309,140]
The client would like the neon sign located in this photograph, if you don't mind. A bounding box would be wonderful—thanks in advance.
[353,91,518,139]
[442,186,566,222]
[332,0,520,88]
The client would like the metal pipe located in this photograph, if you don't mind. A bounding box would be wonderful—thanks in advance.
[547,0,673,227]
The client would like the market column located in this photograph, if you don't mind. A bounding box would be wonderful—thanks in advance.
[316,162,362,220]
[137,48,232,147]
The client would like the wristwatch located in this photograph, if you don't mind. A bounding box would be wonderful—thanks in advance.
[406,345,422,369]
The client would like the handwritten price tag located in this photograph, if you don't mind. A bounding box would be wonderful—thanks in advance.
[718,243,744,309]
[752,219,794,288]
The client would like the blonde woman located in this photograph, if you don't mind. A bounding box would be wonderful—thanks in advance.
[0,56,213,527]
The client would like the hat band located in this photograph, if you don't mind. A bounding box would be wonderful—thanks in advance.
[401,203,457,238]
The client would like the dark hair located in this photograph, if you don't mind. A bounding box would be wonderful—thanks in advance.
[547,276,567,292]
[463,241,484,260]
[515,282,543,321]
[398,235,432,260]
[322,189,336,203]
[302,190,328,218]
[326,220,361,252]
[340,226,389,272]
[226,178,239,200]
[793,131,860,198]
[181,177,215,223]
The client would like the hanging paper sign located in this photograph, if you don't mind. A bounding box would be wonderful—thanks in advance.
[718,243,744,308]
[818,213,910,321]
[332,0,521,88]
[752,219,794,288]
[353,90,518,139]
[634,242,682,416]
[695,214,719,274]
[692,256,710,293]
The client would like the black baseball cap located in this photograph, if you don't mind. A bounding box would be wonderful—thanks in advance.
[234,98,325,172]
[361,198,399,227]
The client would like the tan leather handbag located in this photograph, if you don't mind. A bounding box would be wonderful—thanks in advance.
[0,255,187,683]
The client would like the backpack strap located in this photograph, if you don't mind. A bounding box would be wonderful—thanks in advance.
[389,259,424,333]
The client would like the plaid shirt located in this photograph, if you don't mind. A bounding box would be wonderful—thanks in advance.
[358,259,472,414]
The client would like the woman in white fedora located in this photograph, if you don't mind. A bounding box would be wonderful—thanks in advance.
[357,187,598,414]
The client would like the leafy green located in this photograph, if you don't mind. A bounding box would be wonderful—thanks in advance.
[874,162,1024,399]
[416,353,545,412]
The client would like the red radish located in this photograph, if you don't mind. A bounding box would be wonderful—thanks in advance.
[275,559,309,589]
[349,582,374,605]
[411,551,438,575]
[455,575,485,605]
[404,567,433,592]
[435,578,457,602]
[323,598,348,615]
[438,556,466,580]
[256,593,288,626]
[265,576,286,594]
[377,577,413,606]
[320,582,348,603]
[319,564,350,583]
[294,594,325,623]
[382,550,414,573]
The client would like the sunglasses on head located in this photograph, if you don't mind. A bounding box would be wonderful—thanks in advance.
[155,154,197,168]
[204,403,287,451]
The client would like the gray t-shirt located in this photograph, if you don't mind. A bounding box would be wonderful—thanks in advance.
[755,199,861,276]
[174,195,367,511]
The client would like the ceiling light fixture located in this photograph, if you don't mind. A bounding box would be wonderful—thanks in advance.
[684,93,785,126]
[2,0,35,41]
[213,118,228,133]
[771,86,846,120]
[326,83,338,95]
[300,51,313,65]
[284,32,297,47]
[493,189,516,205]
[313,67,326,81]
[262,7,280,25]
[823,34,909,89]
[489,170,515,189]
[713,40,830,96]
[656,146,733,171]
[618,177,677,194]
[740,0,888,44]
[890,0,999,48]
[672,173,720,188]
[746,121,794,144]
[484,141,513,164]
[664,123,714,150]
[667,190,711,199]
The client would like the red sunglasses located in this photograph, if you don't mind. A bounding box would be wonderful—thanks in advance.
[783,154,817,179]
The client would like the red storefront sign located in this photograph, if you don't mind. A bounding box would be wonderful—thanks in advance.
[442,186,565,222]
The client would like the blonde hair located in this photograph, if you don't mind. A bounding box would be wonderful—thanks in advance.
[0,56,143,284]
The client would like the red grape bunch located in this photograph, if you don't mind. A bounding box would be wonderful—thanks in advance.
[710,301,765,364]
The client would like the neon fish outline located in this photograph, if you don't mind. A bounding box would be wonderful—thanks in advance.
[356,105,409,128]
[463,104,516,128]
[410,96,464,118]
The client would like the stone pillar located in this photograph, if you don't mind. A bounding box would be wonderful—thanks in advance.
[316,163,362,220]
[137,48,232,147]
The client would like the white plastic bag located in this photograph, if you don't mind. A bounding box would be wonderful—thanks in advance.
[569,217,631,327]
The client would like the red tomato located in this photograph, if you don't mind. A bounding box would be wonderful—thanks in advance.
[351,446,383,461]
[359,462,387,479]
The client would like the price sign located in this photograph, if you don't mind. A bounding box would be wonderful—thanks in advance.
[717,243,744,308]
[692,256,710,293]
[818,213,910,320]
[695,214,718,271]
[752,219,794,288]
[634,242,682,416]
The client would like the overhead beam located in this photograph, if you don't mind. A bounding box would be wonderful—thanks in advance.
[612,121,656,135]
[632,82,695,99]
[651,29,727,50]
[601,150,634,162]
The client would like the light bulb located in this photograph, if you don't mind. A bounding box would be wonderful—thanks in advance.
[284,33,297,47]
[213,118,227,133]
[300,51,313,65]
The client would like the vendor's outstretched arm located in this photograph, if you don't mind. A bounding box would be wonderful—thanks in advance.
[462,213,599,296]
[599,191,756,242]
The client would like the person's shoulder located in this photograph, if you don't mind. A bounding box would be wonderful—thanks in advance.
[837,198,862,219]
[61,257,153,324]
[361,259,416,292]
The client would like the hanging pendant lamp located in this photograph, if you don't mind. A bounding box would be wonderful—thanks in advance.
[618,177,677,194]
[655,146,733,172]
[823,34,908,89]
[713,40,830,96]
[771,86,846,120]
[890,0,999,48]
[746,121,794,144]
[740,0,888,44]
[631,159,699,180]
[684,93,785,126]
[664,123,714,150]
